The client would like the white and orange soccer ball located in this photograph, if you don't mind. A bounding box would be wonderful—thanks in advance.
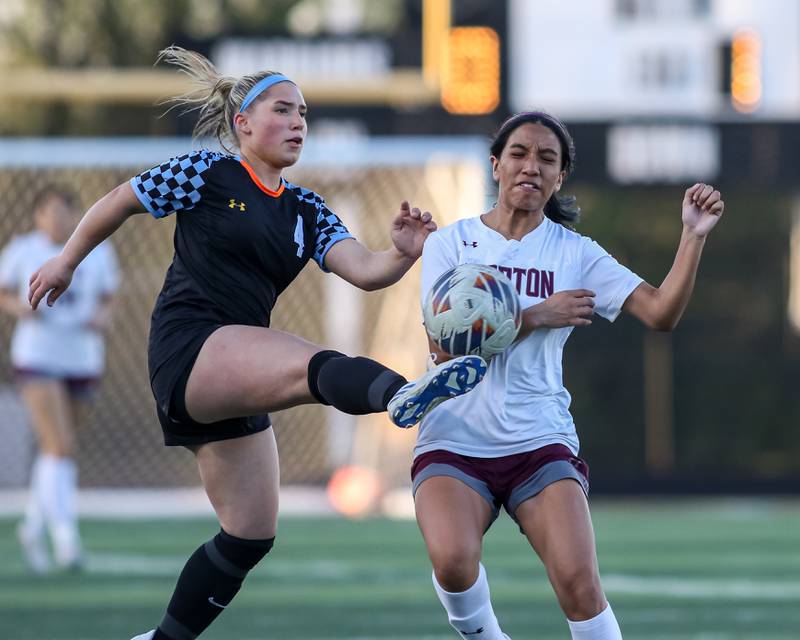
[423,263,521,360]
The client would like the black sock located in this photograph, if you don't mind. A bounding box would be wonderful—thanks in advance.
[152,530,274,640]
[307,350,407,414]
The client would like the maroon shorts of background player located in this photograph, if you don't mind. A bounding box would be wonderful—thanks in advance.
[14,367,99,399]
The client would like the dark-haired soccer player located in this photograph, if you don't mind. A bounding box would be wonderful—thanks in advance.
[413,111,725,639]
[28,46,486,640]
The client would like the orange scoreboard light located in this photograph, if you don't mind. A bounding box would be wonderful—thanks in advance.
[441,26,500,115]
[730,28,762,113]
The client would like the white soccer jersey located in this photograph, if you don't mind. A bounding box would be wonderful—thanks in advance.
[0,231,119,376]
[416,215,644,458]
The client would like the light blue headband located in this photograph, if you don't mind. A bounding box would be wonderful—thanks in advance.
[234,74,295,126]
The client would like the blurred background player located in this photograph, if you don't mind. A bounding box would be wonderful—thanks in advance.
[27,47,484,640]
[413,112,725,639]
[0,186,118,573]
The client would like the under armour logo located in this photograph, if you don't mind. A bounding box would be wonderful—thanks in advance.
[460,627,484,636]
[228,198,246,211]
[462,240,478,247]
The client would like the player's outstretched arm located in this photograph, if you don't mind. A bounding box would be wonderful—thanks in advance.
[623,182,725,331]
[28,182,143,310]
[324,201,437,291]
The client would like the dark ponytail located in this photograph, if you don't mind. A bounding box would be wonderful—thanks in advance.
[490,111,580,228]
[544,193,580,228]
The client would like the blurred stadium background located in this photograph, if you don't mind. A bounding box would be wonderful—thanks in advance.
[0,1,798,638]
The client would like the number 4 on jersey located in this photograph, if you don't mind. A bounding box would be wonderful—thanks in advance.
[293,215,304,258]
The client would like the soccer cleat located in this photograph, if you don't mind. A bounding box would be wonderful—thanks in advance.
[387,355,487,428]
[52,523,83,571]
[129,631,155,640]
[16,522,51,575]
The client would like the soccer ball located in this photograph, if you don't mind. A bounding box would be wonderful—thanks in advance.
[423,264,521,360]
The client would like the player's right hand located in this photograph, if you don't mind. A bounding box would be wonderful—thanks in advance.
[28,256,74,310]
[523,289,596,330]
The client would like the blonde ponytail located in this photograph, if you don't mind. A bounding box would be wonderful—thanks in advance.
[157,46,281,153]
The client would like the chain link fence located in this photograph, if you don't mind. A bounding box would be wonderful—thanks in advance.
[0,138,487,488]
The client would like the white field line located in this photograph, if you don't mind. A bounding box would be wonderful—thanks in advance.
[85,553,184,576]
[603,574,800,600]
[0,487,337,518]
[80,554,800,602]
[85,553,354,579]
[2,491,797,520]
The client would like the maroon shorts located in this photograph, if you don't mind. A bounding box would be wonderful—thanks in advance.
[411,444,589,523]
[14,367,99,399]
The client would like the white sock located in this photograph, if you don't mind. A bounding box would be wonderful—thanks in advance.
[22,455,48,536]
[54,457,78,527]
[50,457,81,565]
[32,454,63,530]
[433,563,507,640]
[567,603,622,640]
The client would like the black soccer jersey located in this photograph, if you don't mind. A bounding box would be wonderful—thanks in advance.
[130,149,352,329]
[131,149,353,416]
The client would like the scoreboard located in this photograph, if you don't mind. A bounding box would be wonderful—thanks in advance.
[507,0,800,185]
[508,0,800,121]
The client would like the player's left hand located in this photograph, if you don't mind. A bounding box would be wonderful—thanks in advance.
[682,183,724,238]
[391,201,437,259]
[28,255,74,310]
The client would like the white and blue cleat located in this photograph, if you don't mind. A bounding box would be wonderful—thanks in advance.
[388,355,487,428]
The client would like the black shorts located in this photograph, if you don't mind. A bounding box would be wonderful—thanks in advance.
[149,322,271,447]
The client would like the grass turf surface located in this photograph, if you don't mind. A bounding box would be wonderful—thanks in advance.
[1,499,799,639]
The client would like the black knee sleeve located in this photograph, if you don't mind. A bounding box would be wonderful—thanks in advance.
[154,531,274,640]
[308,351,407,415]
[307,350,346,405]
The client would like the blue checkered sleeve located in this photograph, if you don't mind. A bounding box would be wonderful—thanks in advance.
[287,184,353,270]
[313,200,353,269]
[129,149,224,218]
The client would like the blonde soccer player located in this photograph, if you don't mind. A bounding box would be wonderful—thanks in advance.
[28,47,486,640]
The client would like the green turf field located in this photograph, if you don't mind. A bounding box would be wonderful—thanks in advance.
[1,499,799,639]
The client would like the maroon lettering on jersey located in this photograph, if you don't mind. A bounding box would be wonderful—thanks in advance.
[526,269,540,297]
[512,267,526,292]
[490,264,555,299]
[540,270,554,298]
[496,265,513,281]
